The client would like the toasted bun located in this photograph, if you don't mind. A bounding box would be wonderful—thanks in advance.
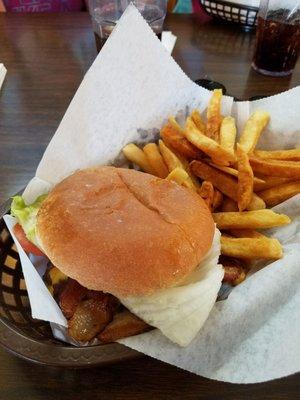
[37,167,214,297]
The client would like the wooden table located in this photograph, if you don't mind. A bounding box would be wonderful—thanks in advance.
[0,12,299,400]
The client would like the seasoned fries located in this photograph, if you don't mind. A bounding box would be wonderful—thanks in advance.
[158,139,183,171]
[249,156,300,178]
[221,197,239,212]
[220,116,236,156]
[212,189,223,211]
[209,162,265,190]
[258,181,300,207]
[143,143,169,178]
[213,209,290,230]
[254,148,300,161]
[183,162,201,190]
[121,90,296,288]
[237,144,254,211]
[206,89,222,140]
[191,160,237,199]
[190,109,206,133]
[238,110,270,153]
[160,122,200,159]
[229,229,266,239]
[198,181,214,210]
[220,236,283,260]
[209,163,239,177]
[252,179,268,192]
[185,118,236,166]
[168,116,185,135]
[123,143,154,174]
[159,140,197,190]
[166,167,189,185]
[190,160,265,210]
[246,194,266,211]
[254,176,295,192]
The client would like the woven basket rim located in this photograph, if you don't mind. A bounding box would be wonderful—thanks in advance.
[200,0,259,12]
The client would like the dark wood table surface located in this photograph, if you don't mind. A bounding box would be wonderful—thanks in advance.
[0,12,299,400]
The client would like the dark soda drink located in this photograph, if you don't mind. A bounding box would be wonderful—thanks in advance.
[252,8,300,76]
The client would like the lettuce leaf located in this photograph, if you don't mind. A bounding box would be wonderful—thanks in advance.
[10,195,47,245]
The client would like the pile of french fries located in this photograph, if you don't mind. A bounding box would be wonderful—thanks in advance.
[123,90,300,286]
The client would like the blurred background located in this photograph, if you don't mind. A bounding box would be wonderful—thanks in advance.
[0,0,197,13]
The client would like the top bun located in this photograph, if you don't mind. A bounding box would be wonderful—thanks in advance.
[37,166,214,297]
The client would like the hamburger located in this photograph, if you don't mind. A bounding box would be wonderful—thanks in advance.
[11,166,223,346]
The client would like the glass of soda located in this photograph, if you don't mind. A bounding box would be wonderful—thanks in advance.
[252,0,300,76]
[88,0,167,52]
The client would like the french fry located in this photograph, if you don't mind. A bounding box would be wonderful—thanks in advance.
[143,143,169,178]
[212,189,223,211]
[220,116,236,156]
[209,162,265,189]
[219,256,247,285]
[253,179,267,192]
[253,176,295,192]
[191,160,236,197]
[168,116,185,135]
[209,163,239,177]
[190,160,265,210]
[99,310,150,343]
[221,197,239,212]
[258,181,300,207]
[159,139,183,171]
[213,209,290,230]
[178,154,201,189]
[249,156,300,178]
[170,151,199,190]
[198,181,214,210]
[237,144,254,211]
[166,167,189,185]
[206,89,222,140]
[238,111,270,153]
[123,143,154,174]
[185,118,236,166]
[184,163,201,190]
[182,179,197,191]
[160,122,200,159]
[220,236,283,260]
[229,229,266,239]
[190,109,206,134]
[254,148,300,161]
[246,194,266,211]
[159,140,197,190]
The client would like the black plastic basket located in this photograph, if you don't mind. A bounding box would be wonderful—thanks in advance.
[200,0,259,29]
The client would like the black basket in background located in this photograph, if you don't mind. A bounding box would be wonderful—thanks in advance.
[200,0,259,30]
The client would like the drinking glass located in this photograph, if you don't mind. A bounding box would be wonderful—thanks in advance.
[252,0,300,76]
[88,0,167,52]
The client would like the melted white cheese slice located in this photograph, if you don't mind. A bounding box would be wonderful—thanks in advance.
[120,228,223,347]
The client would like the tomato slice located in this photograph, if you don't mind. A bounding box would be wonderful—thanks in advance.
[13,223,45,257]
